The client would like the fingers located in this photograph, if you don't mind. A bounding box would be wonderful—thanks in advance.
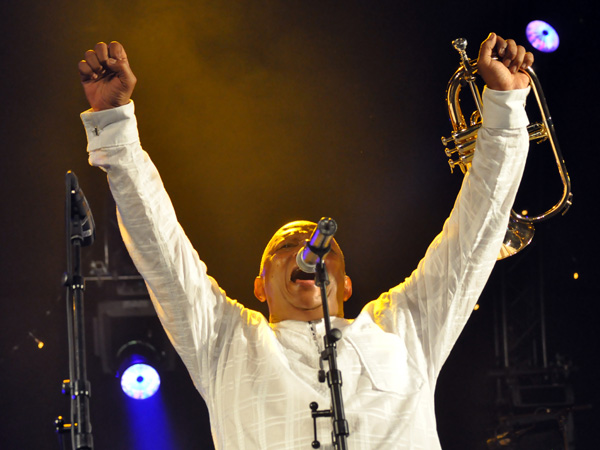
[79,42,107,82]
[522,51,534,70]
[78,40,136,110]
[512,45,527,72]
[77,60,94,82]
[491,35,514,63]
[94,41,109,66]
[79,41,131,82]
[478,32,534,91]
[500,39,518,68]
[494,35,533,73]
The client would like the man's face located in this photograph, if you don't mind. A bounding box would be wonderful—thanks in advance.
[254,221,352,323]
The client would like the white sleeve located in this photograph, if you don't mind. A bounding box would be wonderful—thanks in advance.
[363,87,530,379]
[80,102,259,398]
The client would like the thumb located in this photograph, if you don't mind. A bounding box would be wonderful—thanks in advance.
[478,32,497,67]
[106,41,136,84]
[107,56,128,72]
[107,56,137,85]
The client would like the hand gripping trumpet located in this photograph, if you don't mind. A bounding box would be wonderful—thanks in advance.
[441,38,573,259]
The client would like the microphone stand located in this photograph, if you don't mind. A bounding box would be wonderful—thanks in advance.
[309,219,349,450]
[56,172,94,449]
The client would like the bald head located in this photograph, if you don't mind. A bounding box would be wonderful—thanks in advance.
[259,220,317,276]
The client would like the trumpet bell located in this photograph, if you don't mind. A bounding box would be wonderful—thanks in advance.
[498,218,535,260]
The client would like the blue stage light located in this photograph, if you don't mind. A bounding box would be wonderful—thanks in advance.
[121,363,161,400]
[526,20,559,53]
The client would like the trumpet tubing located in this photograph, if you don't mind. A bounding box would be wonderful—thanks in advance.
[441,38,573,259]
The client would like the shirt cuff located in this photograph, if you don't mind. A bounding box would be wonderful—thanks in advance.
[80,101,139,151]
[482,87,530,129]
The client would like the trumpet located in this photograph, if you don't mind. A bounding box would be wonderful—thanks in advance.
[441,38,573,259]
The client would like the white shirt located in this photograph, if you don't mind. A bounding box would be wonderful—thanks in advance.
[81,88,530,449]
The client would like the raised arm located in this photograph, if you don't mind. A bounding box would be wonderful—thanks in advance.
[78,42,253,397]
[364,33,533,377]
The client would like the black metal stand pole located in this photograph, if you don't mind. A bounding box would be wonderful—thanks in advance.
[316,259,349,450]
[309,218,349,449]
[59,171,95,450]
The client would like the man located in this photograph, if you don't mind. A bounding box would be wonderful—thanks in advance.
[79,33,533,449]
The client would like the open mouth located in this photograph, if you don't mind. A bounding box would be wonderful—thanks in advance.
[290,267,316,283]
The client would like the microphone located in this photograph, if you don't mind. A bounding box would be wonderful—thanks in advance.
[67,171,96,247]
[296,218,337,273]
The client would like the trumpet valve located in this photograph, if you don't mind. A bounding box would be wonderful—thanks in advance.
[441,135,455,146]
[527,122,549,143]
[448,159,468,174]
[444,147,457,158]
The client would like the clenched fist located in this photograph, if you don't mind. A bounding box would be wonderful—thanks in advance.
[78,41,136,111]
[477,33,534,91]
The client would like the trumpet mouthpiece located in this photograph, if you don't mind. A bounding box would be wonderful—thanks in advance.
[452,38,467,52]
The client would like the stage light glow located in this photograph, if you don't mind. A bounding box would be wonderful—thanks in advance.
[121,363,161,400]
[526,21,559,53]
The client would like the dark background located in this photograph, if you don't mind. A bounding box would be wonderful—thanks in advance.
[1,1,598,449]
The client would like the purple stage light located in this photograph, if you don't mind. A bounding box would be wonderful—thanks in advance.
[526,20,559,53]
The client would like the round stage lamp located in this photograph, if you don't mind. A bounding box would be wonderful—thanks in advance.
[526,20,559,53]
[121,363,161,400]
[116,340,161,400]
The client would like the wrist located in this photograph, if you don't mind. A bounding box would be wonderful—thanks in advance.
[91,99,131,112]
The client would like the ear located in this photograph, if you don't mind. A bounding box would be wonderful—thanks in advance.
[254,276,267,302]
[343,275,352,302]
